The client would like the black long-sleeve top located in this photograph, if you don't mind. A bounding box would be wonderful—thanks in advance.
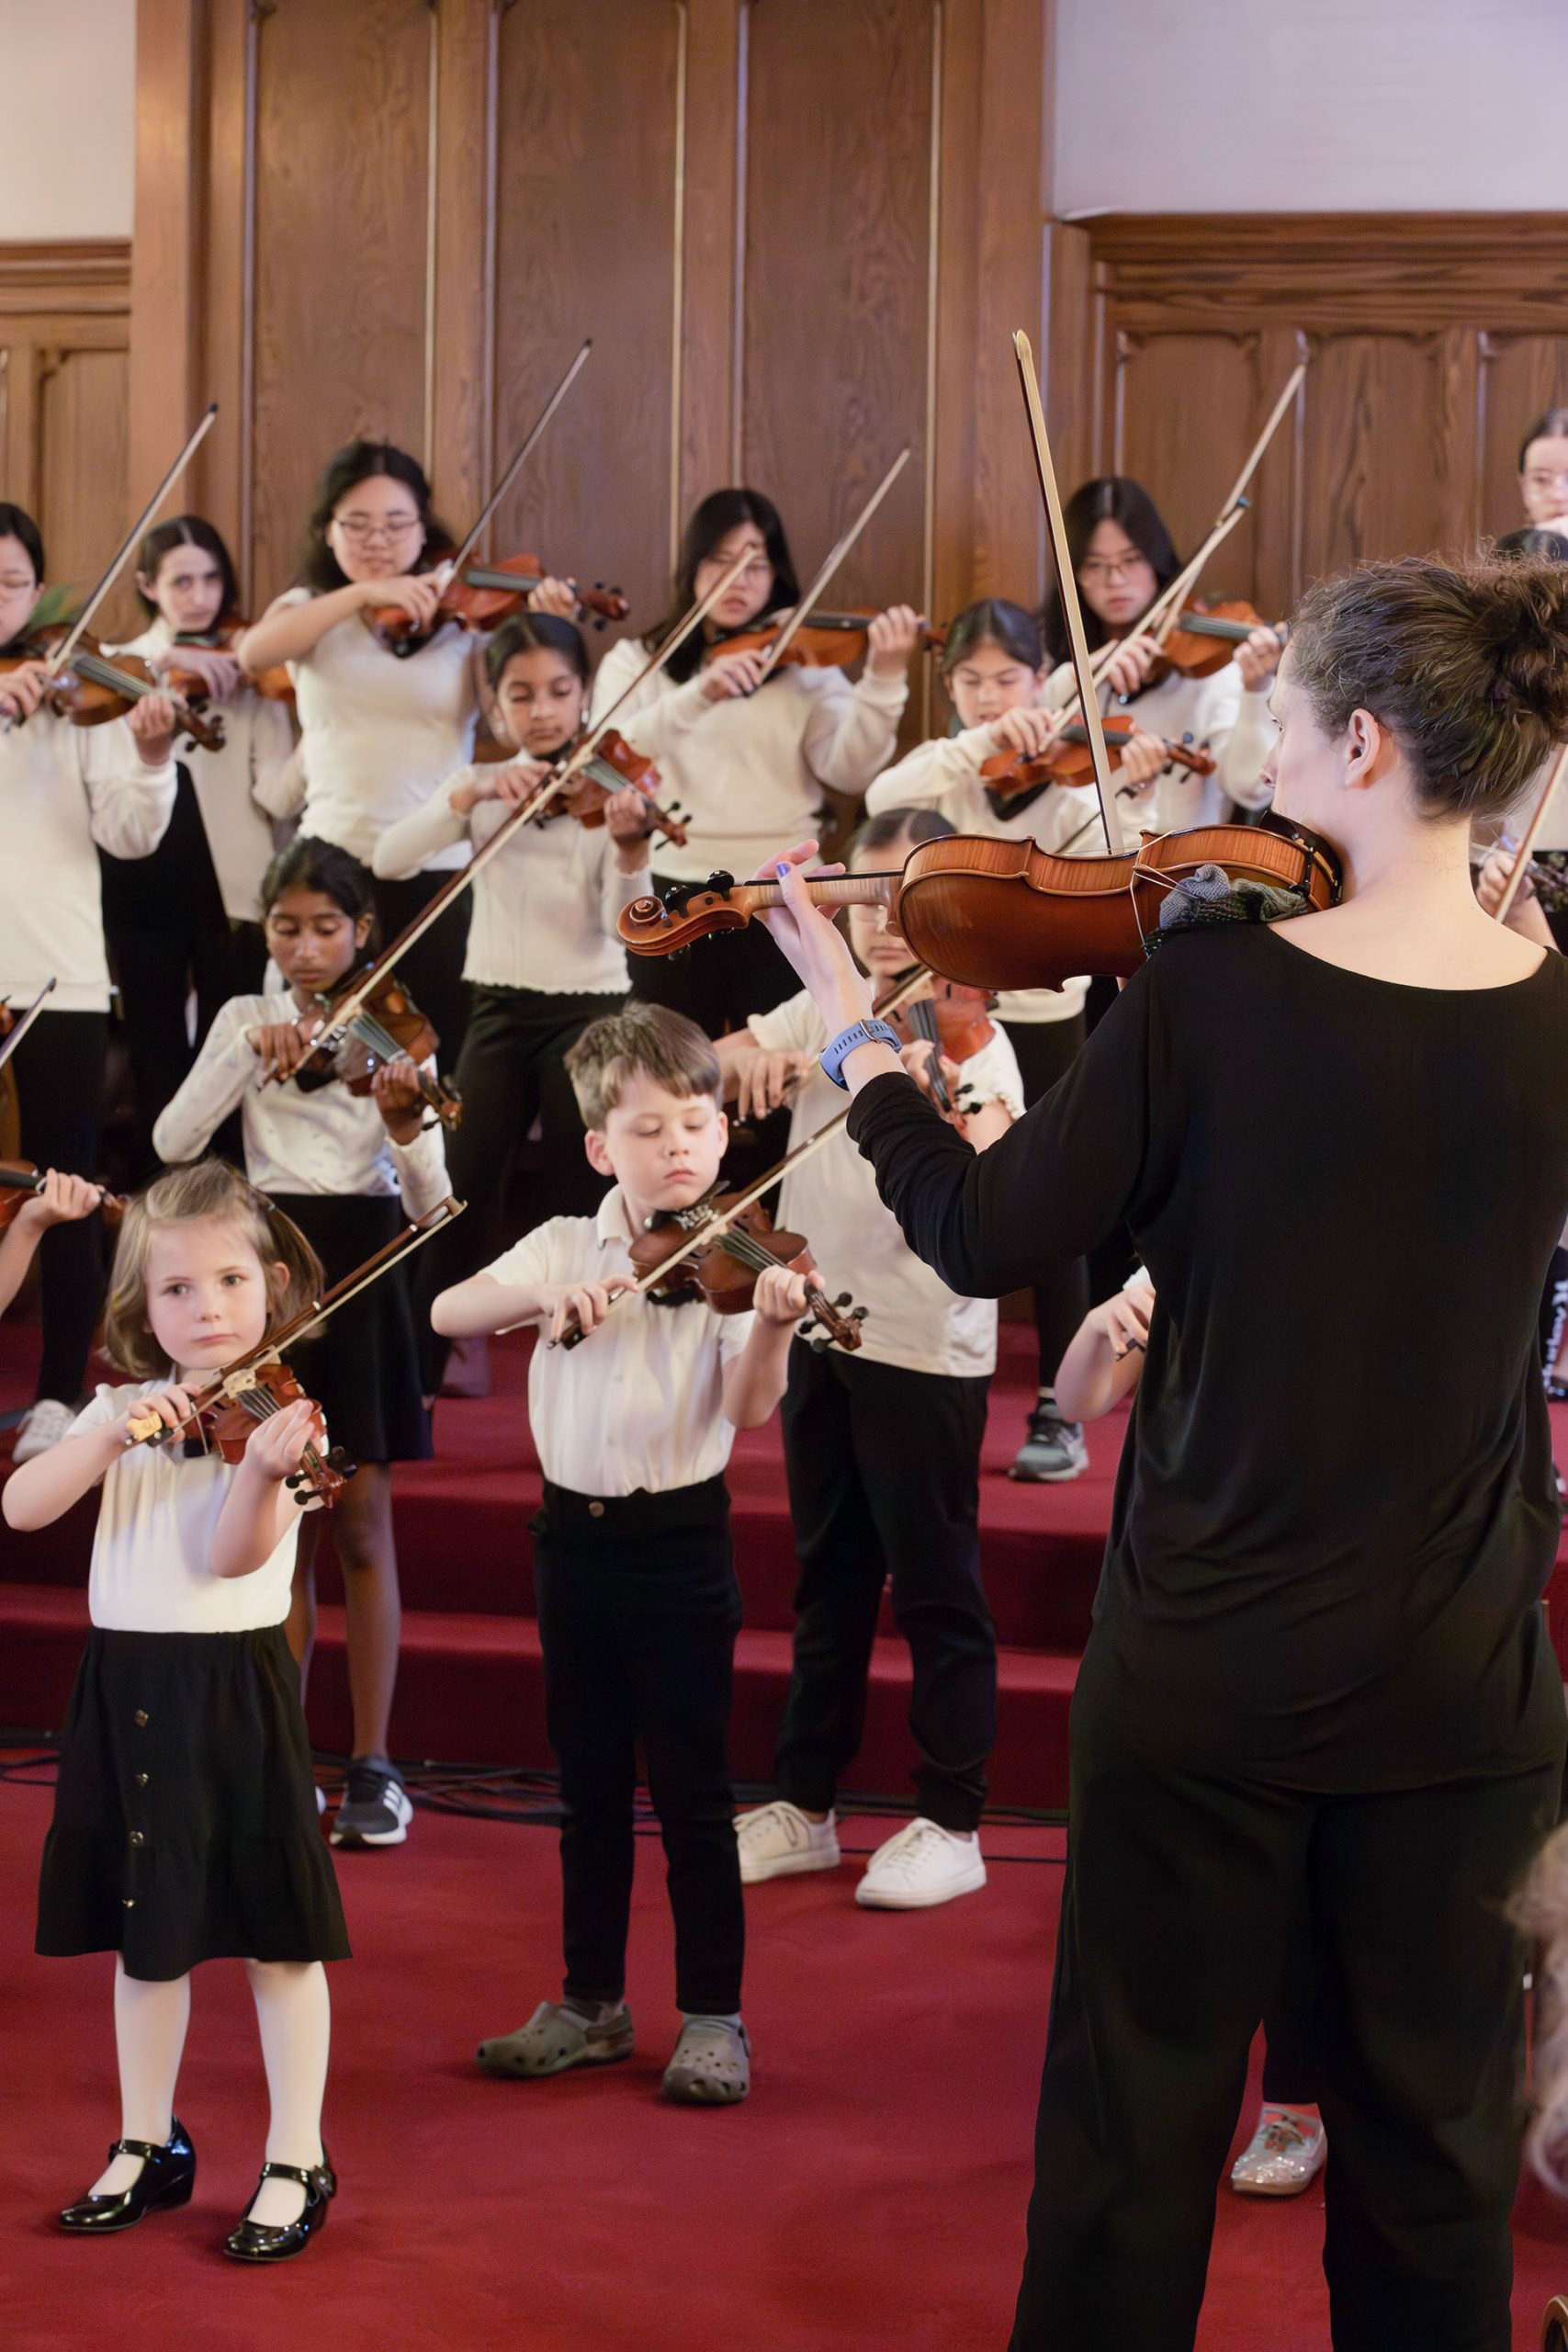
[846,923,1568,1789]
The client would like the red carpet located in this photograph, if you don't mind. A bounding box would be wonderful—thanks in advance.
[1,1777,1565,2352]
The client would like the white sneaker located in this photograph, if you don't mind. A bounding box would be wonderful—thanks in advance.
[11,1397,77,1463]
[1230,2103,1326,2196]
[735,1801,840,1883]
[855,1817,987,1909]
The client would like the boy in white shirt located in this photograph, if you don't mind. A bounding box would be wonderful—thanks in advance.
[430,1004,808,2105]
[723,810,1026,1911]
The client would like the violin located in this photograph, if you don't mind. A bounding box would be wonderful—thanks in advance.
[0,1159,125,1229]
[1125,597,1285,692]
[705,608,945,672]
[980,722,1216,806]
[125,1357,353,1509]
[0,625,225,753]
[370,553,629,657]
[536,729,688,849]
[617,813,1342,995]
[166,617,295,713]
[883,975,995,1125]
[560,1192,865,1354]
[281,965,463,1132]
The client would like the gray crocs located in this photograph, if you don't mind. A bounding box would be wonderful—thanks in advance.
[476,1999,634,2079]
[661,2016,751,2106]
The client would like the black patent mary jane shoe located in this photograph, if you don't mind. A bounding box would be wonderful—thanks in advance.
[221,2147,335,2264]
[58,2117,197,2233]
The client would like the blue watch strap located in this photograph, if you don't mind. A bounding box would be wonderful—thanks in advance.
[819,1016,904,1089]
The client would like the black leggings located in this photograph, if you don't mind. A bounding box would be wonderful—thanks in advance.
[9,1012,110,1405]
[369,869,473,1078]
[999,1015,1089,1390]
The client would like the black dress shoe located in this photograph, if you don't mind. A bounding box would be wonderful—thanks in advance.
[59,2117,196,2233]
[221,2145,335,2263]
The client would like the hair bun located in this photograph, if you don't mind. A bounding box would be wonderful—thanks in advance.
[1474,555,1568,738]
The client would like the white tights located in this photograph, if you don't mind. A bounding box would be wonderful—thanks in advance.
[92,1957,331,2225]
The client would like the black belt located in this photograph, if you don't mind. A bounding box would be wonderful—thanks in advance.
[536,1476,729,1541]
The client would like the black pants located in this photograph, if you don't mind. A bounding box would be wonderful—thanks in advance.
[999,1015,1089,1391]
[101,770,265,1170]
[1260,1910,1320,2107]
[370,869,472,1077]
[532,1478,745,2016]
[776,1345,996,1831]
[415,982,618,1391]
[8,1012,110,1406]
[631,886,799,1187]
[1080,977,1138,1305]
[1010,1679,1563,2352]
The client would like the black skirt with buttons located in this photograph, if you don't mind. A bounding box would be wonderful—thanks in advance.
[276,1193,433,1465]
[36,1625,351,1981]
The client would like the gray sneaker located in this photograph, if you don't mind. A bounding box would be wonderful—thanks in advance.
[1010,1405,1089,1483]
[329,1757,413,1847]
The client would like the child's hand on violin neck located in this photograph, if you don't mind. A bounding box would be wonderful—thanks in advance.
[247,1012,326,1080]
[604,786,657,851]
[1118,726,1172,792]
[525,576,580,620]
[547,1275,636,1343]
[16,1170,106,1232]
[865,605,926,677]
[370,1054,427,1141]
[121,1384,198,1446]
[986,706,1065,759]
[1235,625,1286,694]
[128,691,180,766]
[0,658,52,722]
[753,842,871,1033]
[1099,632,1161,700]
[733,1045,815,1123]
[750,1261,812,1328]
[243,1394,326,1482]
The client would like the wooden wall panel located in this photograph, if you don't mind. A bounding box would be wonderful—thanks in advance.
[248,0,434,604]
[491,1,682,634]
[1479,334,1568,540]
[739,0,935,615]
[1112,331,1267,592]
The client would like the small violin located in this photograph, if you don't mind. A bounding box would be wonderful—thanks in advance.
[980,722,1216,807]
[166,616,295,713]
[705,608,944,673]
[283,966,463,1132]
[0,1159,125,1229]
[127,1356,352,1509]
[1130,597,1285,691]
[1,625,225,753]
[883,975,996,1125]
[536,729,688,849]
[370,553,629,657]
[623,1194,866,1354]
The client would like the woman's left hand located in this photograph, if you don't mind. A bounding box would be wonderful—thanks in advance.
[129,691,179,766]
[371,1054,427,1142]
[753,842,874,1042]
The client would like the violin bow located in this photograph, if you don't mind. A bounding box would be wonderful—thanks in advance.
[47,404,220,676]
[280,550,754,1083]
[1013,332,1125,854]
[1142,358,1305,649]
[1493,741,1568,922]
[439,340,592,583]
[125,1197,465,1446]
[757,448,912,681]
[0,977,56,1069]
[550,966,937,1351]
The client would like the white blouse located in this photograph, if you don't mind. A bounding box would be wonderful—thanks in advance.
[1043,656,1277,833]
[272,586,479,869]
[748,989,1024,1379]
[0,706,176,1013]
[69,1381,299,1634]
[482,1186,756,1496]
[373,766,649,996]
[112,619,297,922]
[588,638,908,885]
[152,988,449,1216]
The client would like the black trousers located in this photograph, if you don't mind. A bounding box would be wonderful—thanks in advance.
[1080,977,1138,1305]
[999,1015,1089,1391]
[532,1478,745,2017]
[369,869,472,1077]
[1010,1672,1563,2352]
[631,886,799,1187]
[414,981,618,1392]
[8,1012,110,1406]
[776,1345,996,1832]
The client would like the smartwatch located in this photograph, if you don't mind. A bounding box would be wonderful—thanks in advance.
[819,1016,904,1090]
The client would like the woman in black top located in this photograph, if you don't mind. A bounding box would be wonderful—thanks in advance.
[758,552,1568,2352]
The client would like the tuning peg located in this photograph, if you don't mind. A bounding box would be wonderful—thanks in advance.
[833,1291,852,1308]
[852,1306,868,1322]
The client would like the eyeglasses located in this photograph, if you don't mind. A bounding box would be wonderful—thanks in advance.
[332,513,423,543]
[705,552,773,582]
[1525,469,1568,492]
[1079,553,1151,582]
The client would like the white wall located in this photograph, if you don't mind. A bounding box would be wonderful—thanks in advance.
[1055,0,1568,214]
[0,0,135,240]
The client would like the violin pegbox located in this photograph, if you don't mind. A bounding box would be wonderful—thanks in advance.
[798,1290,869,1354]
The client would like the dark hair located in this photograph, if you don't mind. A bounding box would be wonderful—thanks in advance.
[1285,553,1568,822]
[260,835,378,937]
[1496,526,1568,565]
[1038,477,1179,662]
[135,514,242,624]
[847,806,957,862]
[298,441,453,593]
[648,487,800,684]
[484,611,590,691]
[1518,410,1568,472]
[940,597,1043,676]
[0,502,45,584]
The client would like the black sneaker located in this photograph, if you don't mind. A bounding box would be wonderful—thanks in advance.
[1010,1404,1089,1484]
[329,1757,413,1848]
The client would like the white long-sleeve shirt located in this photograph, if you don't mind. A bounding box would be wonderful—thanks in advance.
[373,766,649,995]
[152,989,449,1216]
[0,706,176,1012]
[111,620,297,922]
[1043,656,1276,832]
[866,727,1105,1026]
[588,638,908,883]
